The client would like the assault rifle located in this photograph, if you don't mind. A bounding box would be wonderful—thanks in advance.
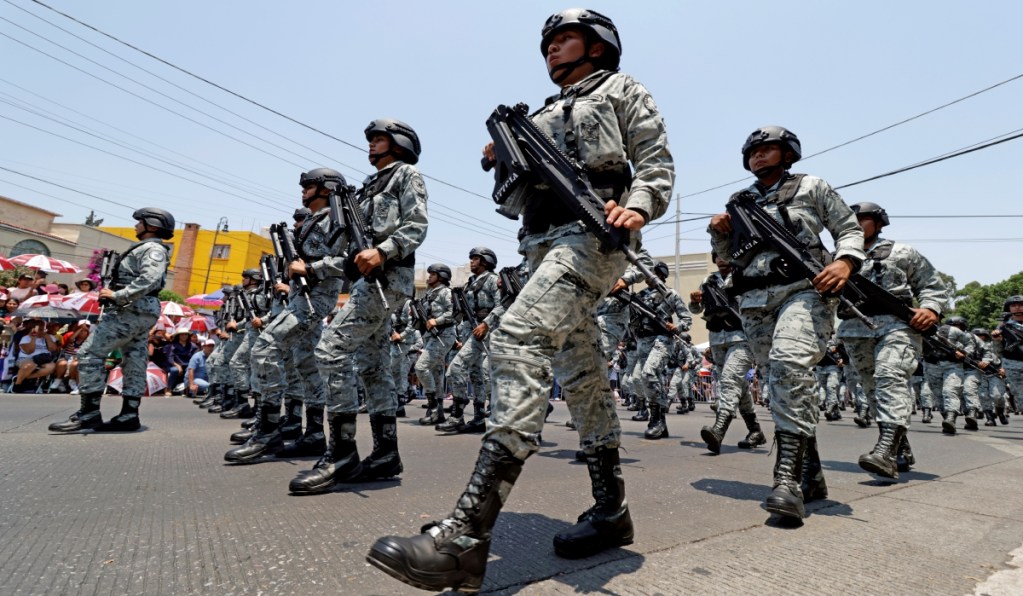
[452,286,489,354]
[1000,322,1023,353]
[327,186,389,310]
[237,289,255,322]
[411,297,440,338]
[270,222,315,313]
[612,289,685,341]
[924,335,996,376]
[260,254,286,305]
[97,249,120,318]
[498,266,524,307]
[482,102,670,300]
[700,278,742,329]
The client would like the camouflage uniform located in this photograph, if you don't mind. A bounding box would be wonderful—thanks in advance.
[208,293,244,389]
[389,299,420,403]
[228,286,271,396]
[837,238,948,429]
[412,283,456,397]
[962,332,994,415]
[445,271,500,413]
[251,205,344,422]
[315,161,429,416]
[997,320,1023,406]
[486,68,673,459]
[690,271,755,418]
[77,238,170,413]
[710,174,865,437]
[629,287,691,411]
[815,341,843,414]
[596,296,629,362]
[922,326,972,415]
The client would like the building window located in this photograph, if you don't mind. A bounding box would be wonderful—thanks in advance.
[211,245,230,259]
[10,239,50,257]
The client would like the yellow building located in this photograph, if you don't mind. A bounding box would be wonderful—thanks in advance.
[100,223,273,297]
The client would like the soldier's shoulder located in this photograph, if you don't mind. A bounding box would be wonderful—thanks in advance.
[139,241,170,263]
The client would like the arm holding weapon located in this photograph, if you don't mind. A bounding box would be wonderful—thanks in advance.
[482,103,670,301]
[411,298,440,338]
[612,289,686,341]
[270,222,315,314]
[452,287,489,354]
[96,249,120,320]
[327,187,389,310]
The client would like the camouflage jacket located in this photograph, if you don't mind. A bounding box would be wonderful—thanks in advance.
[110,237,170,313]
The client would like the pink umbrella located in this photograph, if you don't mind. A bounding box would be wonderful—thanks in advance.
[0,256,15,271]
[107,363,168,396]
[62,291,101,314]
[160,301,193,317]
[185,293,223,308]
[8,254,81,273]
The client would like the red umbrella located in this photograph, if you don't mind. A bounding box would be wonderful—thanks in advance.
[153,314,176,333]
[107,363,168,396]
[61,291,101,314]
[181,314,214,332]
[8,254,81,273]
[0,256,15,271]
[19,293,66,308]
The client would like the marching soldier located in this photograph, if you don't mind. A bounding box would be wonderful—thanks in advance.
[413,263,457,427]
[49,208,174,433]
[708,126,865,521]
[369,8,673,591]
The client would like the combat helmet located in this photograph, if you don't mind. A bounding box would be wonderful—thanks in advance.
[133,207,175,240]
[365,119,421,165]
[850,202,891,226]
[741,126,802,172]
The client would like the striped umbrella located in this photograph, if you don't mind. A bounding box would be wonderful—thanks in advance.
[8,254,81,273]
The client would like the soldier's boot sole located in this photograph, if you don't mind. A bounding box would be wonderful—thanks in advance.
[700,427,724,454]
[765,485,805,519]
[288,457,362,496]
[858,453,898,479]
[48,413,101,433]
[224,435,283,464]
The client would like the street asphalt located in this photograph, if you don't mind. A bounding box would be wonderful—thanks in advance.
[1,393,1022,595]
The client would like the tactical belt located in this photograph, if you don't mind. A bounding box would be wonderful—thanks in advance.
[109,284,162,298]
[522,174,630,234]
[433,322,455,330]
[706,318,742,332]
[730,271,794,293]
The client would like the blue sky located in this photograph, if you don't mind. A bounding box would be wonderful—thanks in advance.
[2,0,1020,288]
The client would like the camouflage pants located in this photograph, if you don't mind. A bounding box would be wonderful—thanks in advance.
[741,287,835,437]
[988,375,1008,409]
[78,306,157,397]
[962,370,986,413]
[209,332,244,385]
[315,272,412,416]
[633,335,674,409]
[667,368,688,403]
[485,229,626,461]
[446,336,491,407]
[1003,359,1023,405]
[923,361,963,414]
[251,290,333,409]
[918,376,934,409]
[228,328,259,393]
[389,340,416,400]
[845,363,867,412]
[910,375,926,409]
[621,347,644,399]
[414,327,457,396]
[816,365,841,410]
[597,311,628,362]
[711,340,755,417]
[844,329,921,428]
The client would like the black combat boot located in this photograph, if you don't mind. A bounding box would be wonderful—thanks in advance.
[941,410,957,435]
[48,391,103,432]
[221,390,252,419]
[395,397,406,418]
[276,406,326,457]
[631,398,649,422]
[355,414,403,481]
[196,383,218,405]
[921,407,933,423]
[801,436,828,502]
[553,446,634,558]
[231,398,261,444]
[896,434,915,473]
[643,403,667,439]
[460,401,487,434]
[858,422,906,479]
[93,396,143,432]
[765,431,808,520]
[209,385,236,414]
[224,403,283,463]
[997,405,1009,425]
[280,400,304,442]
[626,394,640,411]
[700,410,733,454]
[366,440,524,592]
[435,399,466,433]
[418,393,445,426]
[984,410,997,427]
[824,403,841,421]
[289,412,361,495]
[737,412,767,449]
[853,404,872,428]
[688,397,696,412]
[964,408,980,431]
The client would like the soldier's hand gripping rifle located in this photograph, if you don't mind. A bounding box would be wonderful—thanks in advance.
[259,254,287,305]
[701,277,743,329]
[481,103,670,300]
[999,322,1023,353]
[96,249,120,319]
[327,186,389,310]
[612,289,685,341]
[497,266,524,307]
[270,222,315,313]
[923,335,996,376]
[411,298,440,338]
[237,289,256,323]
[452,286,489,354]
[726,191,875,327]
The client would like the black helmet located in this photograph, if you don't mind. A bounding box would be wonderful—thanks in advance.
[365,119,421,165]
[469,246,498,269]
[242,268,262,282]
[427,263,452,284]
[221,284,235,295]
[945,316,967,329]
[133,207,175,239]
[972,328,990,337]
[299,167,347,191]
[1004,295,1023,311]
[741,126,802,171]
[850,202,890,226]
[293,207,311,220]
[541,8,621,71]
[653,261,670,280]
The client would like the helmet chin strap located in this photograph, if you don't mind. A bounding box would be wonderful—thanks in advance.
[752,163,785,180]
[548,55,590,84]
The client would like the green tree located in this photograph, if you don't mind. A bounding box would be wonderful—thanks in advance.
[951,272,1023,330]
[159,289,186,304]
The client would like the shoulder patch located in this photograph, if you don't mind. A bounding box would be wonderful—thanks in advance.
[643,95,658,114]
[147,248,167,262]
[411,174,426,195]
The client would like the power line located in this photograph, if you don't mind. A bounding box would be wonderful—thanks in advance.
[678,71,1023,200]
